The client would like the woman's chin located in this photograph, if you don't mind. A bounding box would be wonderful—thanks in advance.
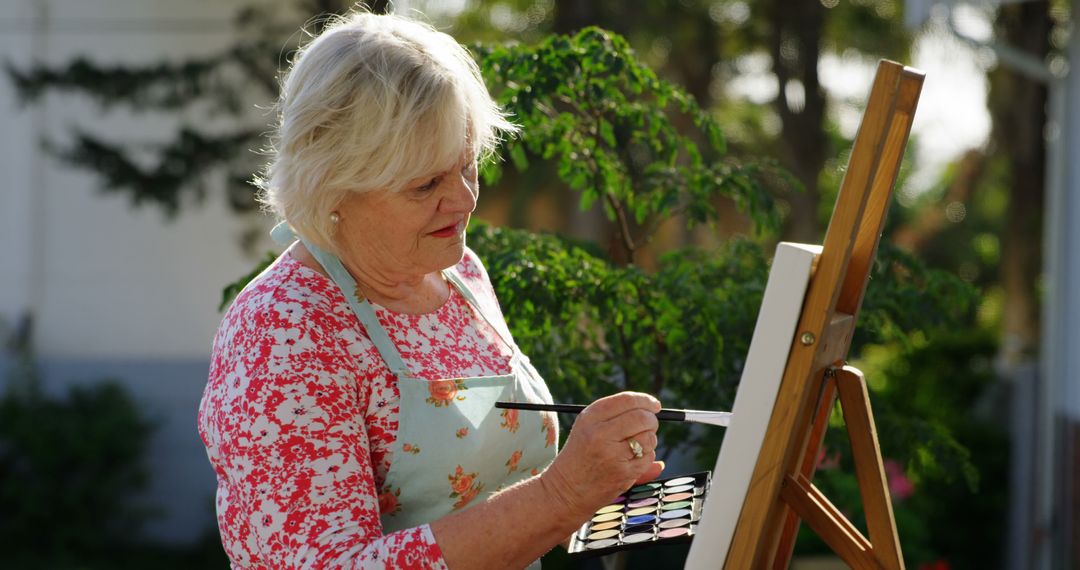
[431,238,467,271]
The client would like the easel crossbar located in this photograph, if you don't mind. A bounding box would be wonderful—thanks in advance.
[779,475,878,568]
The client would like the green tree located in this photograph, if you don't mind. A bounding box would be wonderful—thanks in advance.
[463,29,975,462]
[440,0,913,242]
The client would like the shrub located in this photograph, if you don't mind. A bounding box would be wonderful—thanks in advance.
[0,334,155,567]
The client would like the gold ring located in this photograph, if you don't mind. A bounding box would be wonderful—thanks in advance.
[628,438,644,459]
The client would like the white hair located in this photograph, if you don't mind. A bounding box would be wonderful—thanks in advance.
[256,10,517,252]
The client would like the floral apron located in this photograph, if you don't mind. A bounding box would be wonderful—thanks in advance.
[271,223,558,564]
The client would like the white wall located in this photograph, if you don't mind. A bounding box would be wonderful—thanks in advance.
[1,0,284,545]
[0,0,44,327]
[2,0,278,359]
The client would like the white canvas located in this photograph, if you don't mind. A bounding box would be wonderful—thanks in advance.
[684,242,820,569]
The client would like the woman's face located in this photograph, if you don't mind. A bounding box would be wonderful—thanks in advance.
[333,153,479,279]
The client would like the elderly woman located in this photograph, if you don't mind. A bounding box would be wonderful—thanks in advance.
[198,10,664,570]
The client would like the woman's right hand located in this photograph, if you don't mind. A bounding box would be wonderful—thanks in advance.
[539,392,665,521]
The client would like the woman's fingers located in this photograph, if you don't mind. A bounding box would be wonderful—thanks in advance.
[603,408,659,444]
[581,392,660,422]
[625,430,658,458]
[633,460,666,485]
[539,391,666,516]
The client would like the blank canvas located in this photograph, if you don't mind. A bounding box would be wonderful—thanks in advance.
[684,242,819,569]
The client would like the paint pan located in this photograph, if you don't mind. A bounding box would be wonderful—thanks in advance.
[567,471,711,558]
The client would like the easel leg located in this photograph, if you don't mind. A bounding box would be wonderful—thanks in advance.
[835,365,905,570]
[773,371,839,569]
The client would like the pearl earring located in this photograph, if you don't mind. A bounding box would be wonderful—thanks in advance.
[329,212,340,224]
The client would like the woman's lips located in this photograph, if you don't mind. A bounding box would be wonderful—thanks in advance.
[428,222,460,238]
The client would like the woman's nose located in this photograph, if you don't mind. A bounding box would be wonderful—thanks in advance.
[440,170,478,213]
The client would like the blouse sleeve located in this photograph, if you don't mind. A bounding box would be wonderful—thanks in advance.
[205,289,447,569]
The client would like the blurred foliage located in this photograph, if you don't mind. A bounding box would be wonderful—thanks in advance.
[446,0,914,241]
[467,222,977,465]
[446,0,911,100]
[3,0,361,216]
[0,321,231,568]
[3,0,914,240]
[799,329,1008,567]
[892,153,1009,293]
[0,334,154,567]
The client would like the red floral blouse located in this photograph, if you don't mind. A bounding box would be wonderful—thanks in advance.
[198,248,516,569]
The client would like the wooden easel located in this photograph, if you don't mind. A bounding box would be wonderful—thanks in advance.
[722,60,925,569]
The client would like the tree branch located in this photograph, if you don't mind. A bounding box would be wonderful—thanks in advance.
[604,191,637,262]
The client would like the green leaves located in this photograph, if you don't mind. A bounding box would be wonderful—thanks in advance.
[469,222,975,458]
[472,221,749,453]
[859,243,979,348]
[476,27,784,262]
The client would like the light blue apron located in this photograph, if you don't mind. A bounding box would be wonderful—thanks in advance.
[272,223,558,565]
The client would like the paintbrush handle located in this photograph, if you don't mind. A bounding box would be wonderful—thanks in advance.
[495,402,587,414]
[494,402,731,427]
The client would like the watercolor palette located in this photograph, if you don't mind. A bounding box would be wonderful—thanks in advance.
[567,471,711,557]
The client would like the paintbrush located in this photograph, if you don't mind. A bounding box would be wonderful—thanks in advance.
[494,402,732,427]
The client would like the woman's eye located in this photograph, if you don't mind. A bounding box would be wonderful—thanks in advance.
[416,177,439,193]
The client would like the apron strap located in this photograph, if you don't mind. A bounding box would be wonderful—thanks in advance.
[270,222,412,378]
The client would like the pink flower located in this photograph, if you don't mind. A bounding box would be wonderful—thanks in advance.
[426,379,466,406]
[816,446,841,470]
[884,459,915,501]
[449,465,479,495]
